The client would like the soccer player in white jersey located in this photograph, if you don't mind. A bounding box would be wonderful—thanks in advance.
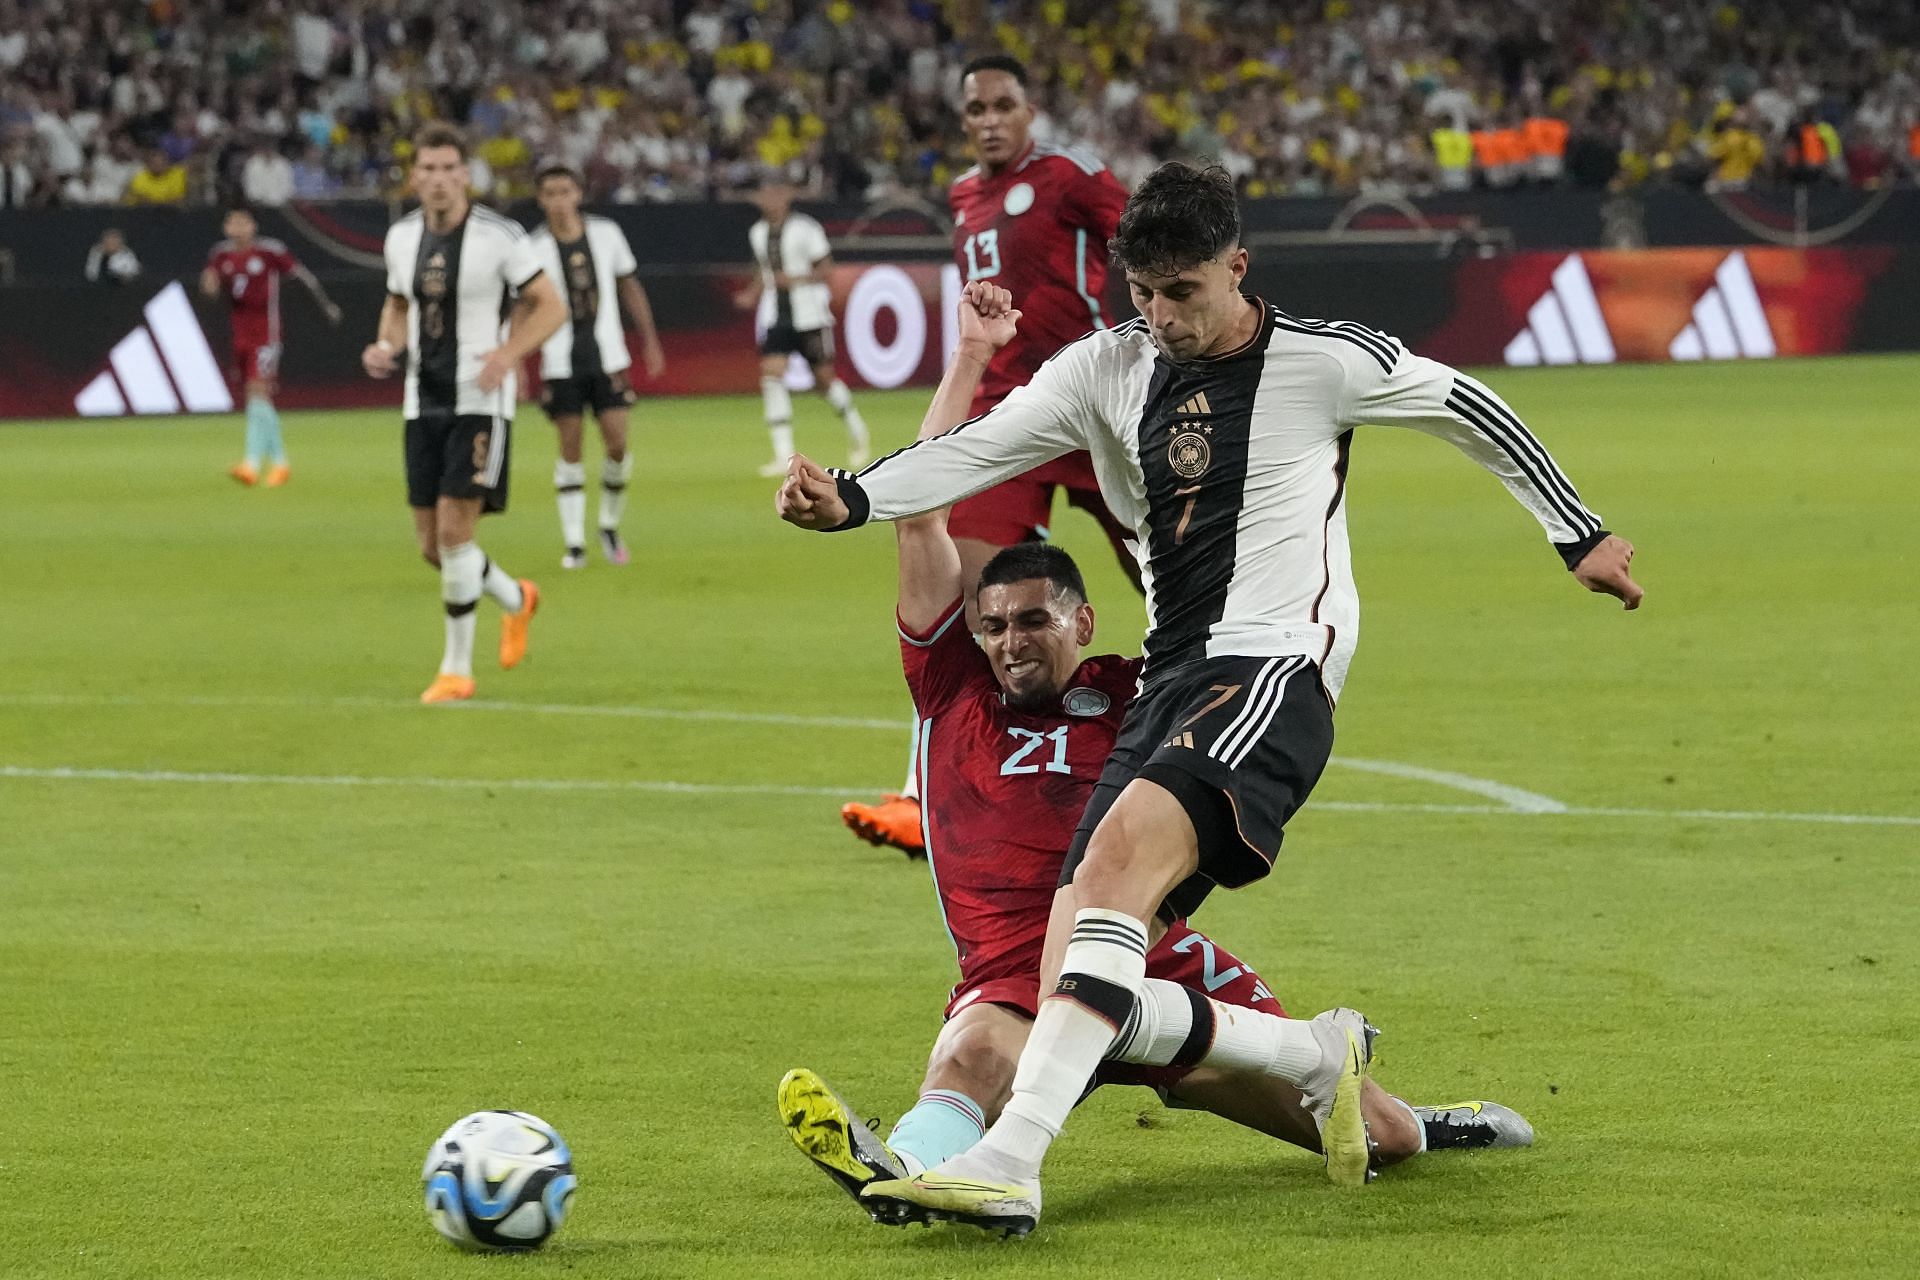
[529,163,667,569]
[362,123,568,705]
[735,170,870,477]
[779,163,1643,1233]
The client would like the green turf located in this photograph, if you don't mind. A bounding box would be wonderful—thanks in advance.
[2,356,1916,1278]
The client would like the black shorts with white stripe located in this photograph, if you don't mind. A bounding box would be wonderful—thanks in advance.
[1062,654,1334,920]
[405,411,511,514]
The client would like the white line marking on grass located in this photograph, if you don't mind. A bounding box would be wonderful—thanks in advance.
[4,765,1918,826]
[0,692,903,731]
[1330,757,1567,813]
[0,765,862,799]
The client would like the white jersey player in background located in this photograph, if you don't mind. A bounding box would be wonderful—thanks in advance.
[529,163,667,569]
[735,170,869,477]
[362,123,567,704]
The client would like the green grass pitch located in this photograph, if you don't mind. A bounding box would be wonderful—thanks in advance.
[2,356,1915,1278]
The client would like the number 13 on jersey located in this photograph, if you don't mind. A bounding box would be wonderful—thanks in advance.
[963,229,1002,281]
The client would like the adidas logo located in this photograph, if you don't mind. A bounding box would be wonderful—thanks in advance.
[1503,255,1617,367]
[1174,392,1212,417]
[1670,251,1776,361]
[74,282,234,417]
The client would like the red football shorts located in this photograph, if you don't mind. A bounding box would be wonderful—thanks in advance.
[234,342,281,386]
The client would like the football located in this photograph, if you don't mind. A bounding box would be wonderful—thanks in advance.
[421,1110,576,1251]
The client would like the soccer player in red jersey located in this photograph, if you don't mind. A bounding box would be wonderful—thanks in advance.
[201,204,341,487]
[779,284,1532,1232]
[841,54,1137,857]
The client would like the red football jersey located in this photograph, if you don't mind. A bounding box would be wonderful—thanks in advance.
[207,237,299,348]
[901,598,1140,991]
[949,142,1129,407]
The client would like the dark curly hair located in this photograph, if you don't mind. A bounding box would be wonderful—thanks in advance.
[1110,162,1241,277]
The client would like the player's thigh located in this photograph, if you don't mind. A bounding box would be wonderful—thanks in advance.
[1069,778,1203,920]
[922,1001,1032,1117]
[410,505,440,565]
[549,414,585,462]
[434,495,484,548]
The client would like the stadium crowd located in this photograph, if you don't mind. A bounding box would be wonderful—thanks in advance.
[0,0,1917,209]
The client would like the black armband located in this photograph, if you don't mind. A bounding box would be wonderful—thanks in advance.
[822,471,871,533]
[1556,528,1610,571]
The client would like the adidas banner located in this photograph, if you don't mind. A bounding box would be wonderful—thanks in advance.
[1,245,1916,420]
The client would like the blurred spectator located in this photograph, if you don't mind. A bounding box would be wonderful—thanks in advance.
[0,0,1913,204]
[1,135,33,208]
[124,148,187,205]
[242,138,295,207]
[290,142,341,199]
[84,227,140,284]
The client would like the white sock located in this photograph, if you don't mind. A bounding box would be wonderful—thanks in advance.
[480,552,524,613]
[762,377,794,461]
[554,459,586,549]
[963,909,1149,1183]
[900,713,922,800]
[439,542,483,677]
[826,379,869,450]
[1108,977,1324,1083]
[599,453,632,531]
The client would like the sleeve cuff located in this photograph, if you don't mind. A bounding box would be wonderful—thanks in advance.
[1556,529,1610,571]
[822,470,871,533]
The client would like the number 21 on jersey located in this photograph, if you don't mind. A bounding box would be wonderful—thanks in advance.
[1001,725,1070,775]
[963,229,1001,281]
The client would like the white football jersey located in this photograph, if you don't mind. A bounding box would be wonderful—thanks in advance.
[838,301,1608,700]
[748,211,833,332]
[529,216,639,379]
[383,205,544,418]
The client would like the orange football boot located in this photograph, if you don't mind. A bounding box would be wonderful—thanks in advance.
[499,579,540,670]
[264,464,291,487]
[419,673,477,704]
[841,794,925,859]
[229,462,259,486]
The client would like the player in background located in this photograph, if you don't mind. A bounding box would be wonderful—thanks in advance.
[840,55,1134,859]
[362,123,567,704]
[529,163,667,569]
[782,166,1642,1232]
[777,285,1532,1232]
[202,204,342,487]
[734,170,870,478]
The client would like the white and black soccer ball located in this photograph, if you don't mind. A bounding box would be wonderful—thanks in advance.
[422,1110,576,1252]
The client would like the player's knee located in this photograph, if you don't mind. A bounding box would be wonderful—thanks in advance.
[925,1021,1018,1113]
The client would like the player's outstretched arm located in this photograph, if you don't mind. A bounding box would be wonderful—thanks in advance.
[361,294,408,378]
[1345,346,1645,610]
[292,264,343,326]
[615,275,666,378]
[894,282,1022,631]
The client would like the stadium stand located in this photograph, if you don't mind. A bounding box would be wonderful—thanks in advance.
[0,0,1916,206]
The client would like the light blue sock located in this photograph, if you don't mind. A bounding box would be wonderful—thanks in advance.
[885,1089,986,1176]
[253,397,286,464]
[242,400,266,466]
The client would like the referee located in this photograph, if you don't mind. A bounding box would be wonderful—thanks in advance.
[362,124,568,703]
[780,163,1643,1231]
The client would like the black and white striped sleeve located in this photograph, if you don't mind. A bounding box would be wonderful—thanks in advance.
[1341,347,1609,569]
[824,345,1093,530]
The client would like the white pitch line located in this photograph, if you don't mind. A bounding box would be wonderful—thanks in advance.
[1331,757,1566,813]
[0,764,863,799]
[3,765,1918,826]
[0,692,903,731]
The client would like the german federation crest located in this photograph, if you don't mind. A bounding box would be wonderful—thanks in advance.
[1168,431,1211,479]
